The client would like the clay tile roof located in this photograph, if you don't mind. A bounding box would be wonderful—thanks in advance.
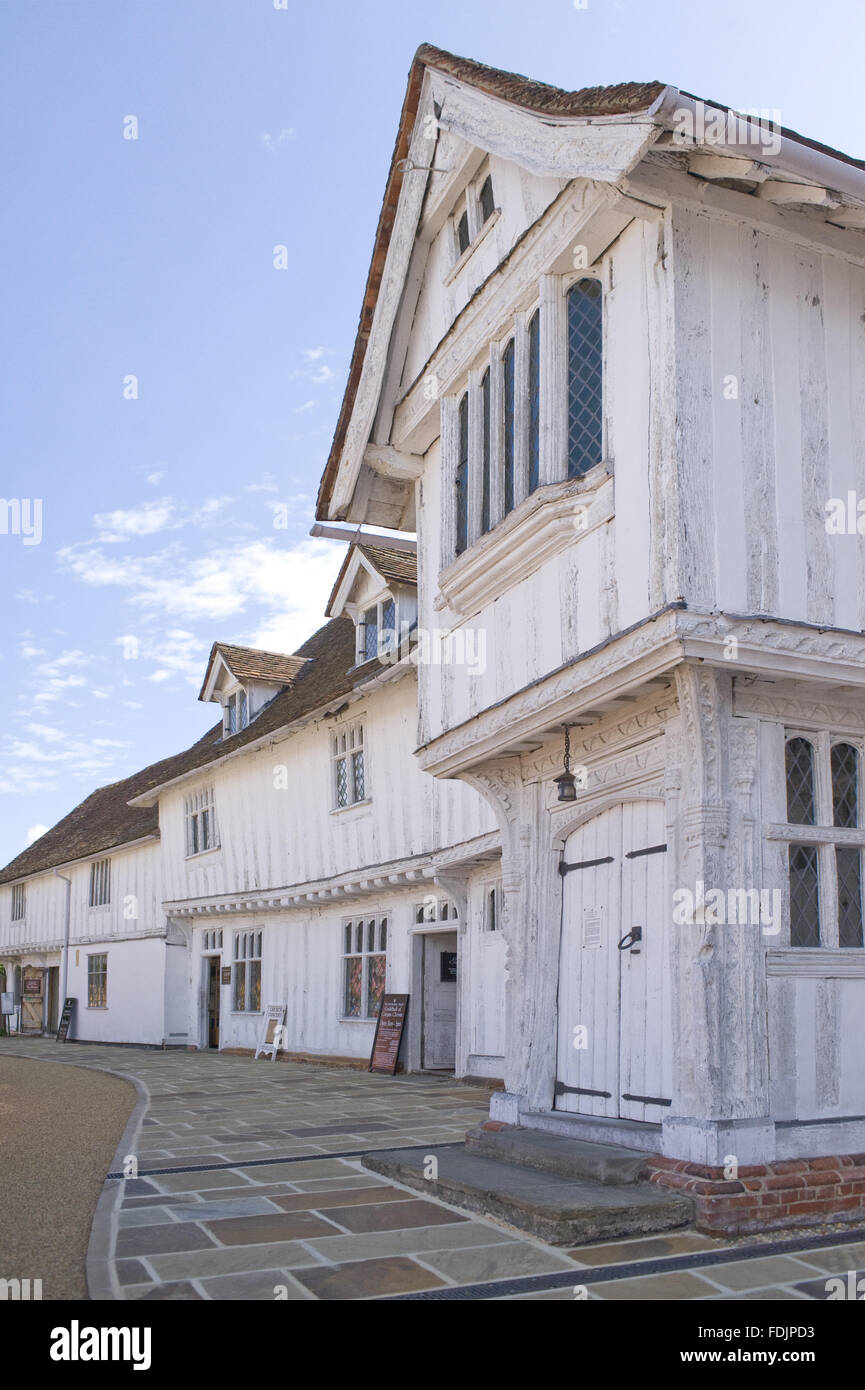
[356,543,417,586]
[315,43,665,523]
[199,642,309,701]
[0,728,221,886]
[0,617,358,884]
[325,540,417,616]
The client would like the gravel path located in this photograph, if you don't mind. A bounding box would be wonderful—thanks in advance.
[0,1055,136,1299]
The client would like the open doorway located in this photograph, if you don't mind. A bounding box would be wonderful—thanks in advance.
[204,955,221,1049]
[421,931,458,1070]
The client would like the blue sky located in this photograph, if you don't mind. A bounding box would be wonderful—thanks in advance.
[1,0,863,867]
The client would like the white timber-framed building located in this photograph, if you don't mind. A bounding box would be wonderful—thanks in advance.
[313,45,865,1193]
[6,43,865,1229]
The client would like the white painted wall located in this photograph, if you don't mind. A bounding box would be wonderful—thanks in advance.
[159,670,496,906]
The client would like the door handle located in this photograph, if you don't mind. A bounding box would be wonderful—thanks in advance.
[617,926,642,952]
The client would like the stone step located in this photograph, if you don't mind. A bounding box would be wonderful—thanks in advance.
[465,1124,649,1184]
[362,1145,694,1246]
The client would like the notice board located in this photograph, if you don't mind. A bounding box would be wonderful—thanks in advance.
[57,997,76,1043]
[369,994,409,1075]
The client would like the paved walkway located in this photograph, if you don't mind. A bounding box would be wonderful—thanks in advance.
[2,1038,864,1301]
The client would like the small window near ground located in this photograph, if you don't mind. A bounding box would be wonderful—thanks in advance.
[203,929,223,952]
[89,858,111,908]
[414,898,458,924]
[88,953,108,1008]
[233,931,262,1012]
[485,883,502,931]
[343,916,387,1019]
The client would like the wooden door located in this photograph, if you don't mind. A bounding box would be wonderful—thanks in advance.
[556,801,671,1121]
[422,932,458,1069]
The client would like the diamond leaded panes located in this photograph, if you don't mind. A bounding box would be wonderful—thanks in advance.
[832,742,859,829]
[786,737,815,825]
[335,756,348,807]
[836,847,864,948]
[567,278,603,479]
[789,844,820,947]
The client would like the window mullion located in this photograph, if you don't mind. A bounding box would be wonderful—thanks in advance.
[488,341,504,530]
[467,368,483,546]
[513,311,530,507]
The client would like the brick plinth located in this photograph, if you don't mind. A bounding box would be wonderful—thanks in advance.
[643,1153,865,1235]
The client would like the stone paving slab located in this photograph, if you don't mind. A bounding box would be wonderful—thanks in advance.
[6,1038,865,1302]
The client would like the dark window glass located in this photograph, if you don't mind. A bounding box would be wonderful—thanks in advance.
[567,278,603,478]
[481,369,491,534]
[479,175,494,224]
[831,743,859,828]
[503,339,515,515]
[363,607,378,661]
[789,844,820,947]
[836,847,864,947]
[455,393,469,555]
[786,737,816,825]
[528,310,540,493]
[381,597,396,653]
[457,209,470,255]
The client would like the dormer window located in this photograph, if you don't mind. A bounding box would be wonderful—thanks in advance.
[325,536,418,671]
[225,687,249,736]
[199,642,308,742]
[358,595,398,665]
[457,208,471,256]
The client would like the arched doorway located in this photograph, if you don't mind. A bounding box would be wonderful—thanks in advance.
[555,800,672,1124]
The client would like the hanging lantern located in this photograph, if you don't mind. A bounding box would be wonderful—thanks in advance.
[553,723,577,802]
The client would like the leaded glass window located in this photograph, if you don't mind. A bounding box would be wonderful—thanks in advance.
[789,845,820,948]
[479,174,494,224]
[503,339,515,515]
[786,737,815,825]
[836,847,864,948]
[363,606,378,661]
[343,916,387,1019]
[831,743,859,829]
[332,722,365,808]
[457,209,470,256]
[233,931,262,1012]
[87,953,108,1009]
[481,368,491,534]
[567,279,603,478]
[185,786,218,856]
[528,310,540,493]
[455,392,469,555]
[381,597,396,654]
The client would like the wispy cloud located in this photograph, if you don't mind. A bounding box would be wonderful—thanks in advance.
[259,127,297,153]
[58,537,341,646]
[94,499,177,542]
